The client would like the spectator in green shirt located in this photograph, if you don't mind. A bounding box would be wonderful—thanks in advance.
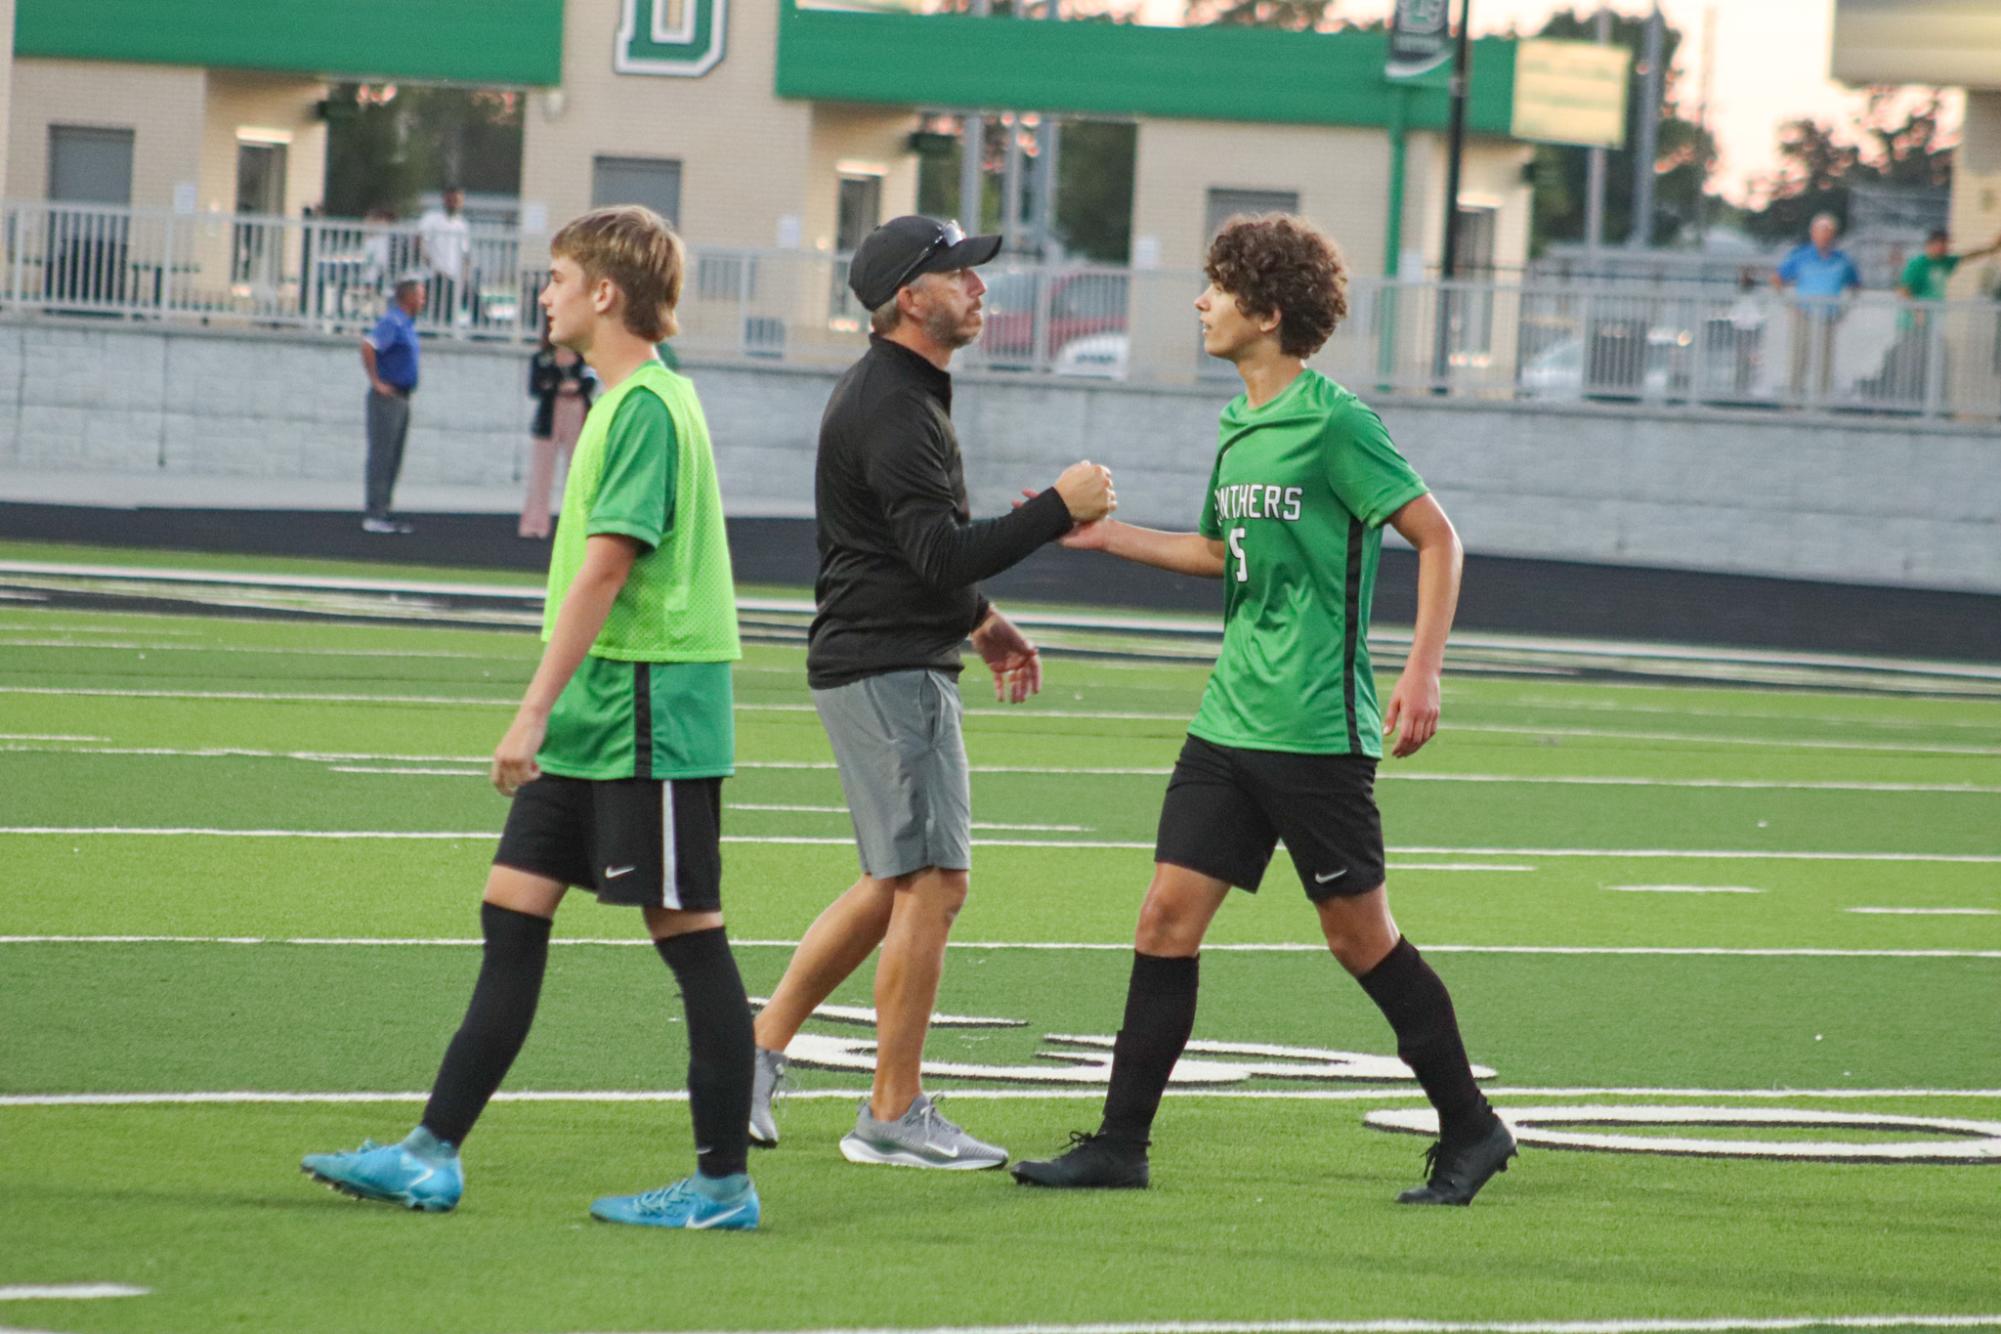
[1899,228,2001,306]
[1890,228,2001,400]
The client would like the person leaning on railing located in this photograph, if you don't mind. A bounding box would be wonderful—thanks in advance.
[1772,213,1860,401]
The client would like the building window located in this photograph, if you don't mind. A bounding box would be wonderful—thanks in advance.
[835,175,882,255]
[1205,188,1299,241]
[233,138,288,286]
[592,155,683,228]
[45,126,135,305]
[1448,203,1498,357]
[48,125,134,204]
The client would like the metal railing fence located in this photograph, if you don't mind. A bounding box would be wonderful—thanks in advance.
[5,202,1996,420]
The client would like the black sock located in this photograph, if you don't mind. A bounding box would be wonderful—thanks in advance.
[1097,952,1199,1149]
[656,928,754,1180]
[420,902,552,1147]
[1356,936,1493,1142]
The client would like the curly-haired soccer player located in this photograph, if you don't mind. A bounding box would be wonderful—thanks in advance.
[1013,215,1515,1205]
[301,206,760,1231]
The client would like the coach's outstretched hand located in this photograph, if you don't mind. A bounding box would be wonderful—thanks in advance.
[1381,669,1441,759]
[1054,461,1116,523]
[492,708,548,796]
[972,608,1042,704]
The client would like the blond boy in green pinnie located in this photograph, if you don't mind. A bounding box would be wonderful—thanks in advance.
[302,206,759,1232]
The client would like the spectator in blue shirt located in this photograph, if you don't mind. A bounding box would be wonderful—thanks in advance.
[1772,214,1860,401]
[360,275,426,534]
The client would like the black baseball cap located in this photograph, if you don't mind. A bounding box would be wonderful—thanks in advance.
[847,215,1003,310]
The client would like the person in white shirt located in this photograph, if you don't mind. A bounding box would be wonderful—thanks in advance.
[417,186,472,325]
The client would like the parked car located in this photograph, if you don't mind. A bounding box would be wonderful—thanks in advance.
[1052,332,1128,379]
[977,269,1129,368]
[1518,329,1678,402]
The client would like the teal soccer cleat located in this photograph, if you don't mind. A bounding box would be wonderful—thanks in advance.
[590,1174,760,1231]
[301,1128,463,1213]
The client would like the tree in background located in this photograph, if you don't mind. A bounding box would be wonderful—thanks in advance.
[1525,7,1721,253]
[1056,120,1137,262]
[915,117,1136,263]
[1743,91,1954,243]
[322,85,524,219]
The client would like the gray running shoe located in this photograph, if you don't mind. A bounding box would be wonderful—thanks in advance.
[838,1093,1008,1170]
[748,1047,787,1149]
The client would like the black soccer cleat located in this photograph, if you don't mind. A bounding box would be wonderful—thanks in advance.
[1011,1131,1150,1189]
[1396,1116,1517,1206]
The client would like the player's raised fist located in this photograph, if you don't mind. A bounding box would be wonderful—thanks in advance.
[1055,460,1116,523]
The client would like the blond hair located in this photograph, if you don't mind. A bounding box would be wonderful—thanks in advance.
[550,205,684,342]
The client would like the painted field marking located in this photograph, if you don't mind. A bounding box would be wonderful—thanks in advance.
[0,733,107,743]
[1608,885,1764,895]
[0,620,204,636]
[9,685,2001,756]
[566,1318,2001,1334]
[0,686,517,707]
[0,638,505,661]
[731,803,1088,832]
[1506,693,2001,735]
[330,765,487,777]
[6,1087,1999,1109]
[16,556,2001,679]
[3,935,1996,960]
[1367,1104,2001,1163]
[0,1284,148,1300]
[1846,907,1999,917]
[8,742,2001,797]
[2,825,2000,865]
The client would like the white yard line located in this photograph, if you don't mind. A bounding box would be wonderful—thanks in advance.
[0,638,503,660]
[589,1321,2001,1334]
[0,686,517,707]
[1607,885,1764,894]
[566,1317,2001,1334]
[4,1088,1997,1110]
[1,826,1997,866]
[14,556,2001,676]
[3,935,1995,959]
[8,742,2001,796]
[1506,694,2001,735]
[1846,907,1999,917]
[732,804,1087,832]
[9,687,2001,755]
[1443,723,2001,758]
[0,1284,148,1301]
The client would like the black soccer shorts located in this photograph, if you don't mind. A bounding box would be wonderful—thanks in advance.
[494,774,724,911]
[1153,734,1386,900]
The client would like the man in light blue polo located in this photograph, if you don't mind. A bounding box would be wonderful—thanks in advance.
[1772,213,1860,400]
[359,275,426,534]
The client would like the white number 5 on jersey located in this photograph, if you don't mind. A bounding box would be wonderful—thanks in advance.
[1227,526,1248,582]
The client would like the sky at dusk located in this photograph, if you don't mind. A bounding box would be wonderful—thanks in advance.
[1118,0,1963,205]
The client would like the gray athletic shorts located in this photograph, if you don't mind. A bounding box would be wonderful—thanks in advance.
[812,668,971,879]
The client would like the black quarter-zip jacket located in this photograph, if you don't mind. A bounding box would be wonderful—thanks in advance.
[806,335,1074,690]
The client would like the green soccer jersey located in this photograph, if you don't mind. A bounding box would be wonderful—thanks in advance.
[538,359,741,781]
[1189,369,1429,758]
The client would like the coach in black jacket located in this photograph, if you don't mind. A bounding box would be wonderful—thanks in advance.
[747,216,1115,1168]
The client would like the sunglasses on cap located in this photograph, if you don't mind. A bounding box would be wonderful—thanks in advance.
[886,219,968,294]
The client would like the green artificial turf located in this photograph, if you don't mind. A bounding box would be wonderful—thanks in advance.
[2,555,1999,1332]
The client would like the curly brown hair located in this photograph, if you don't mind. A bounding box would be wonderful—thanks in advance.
[1204,214,1348,358]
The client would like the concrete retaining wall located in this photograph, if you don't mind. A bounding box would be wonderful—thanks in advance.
[3,316,1997,593]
